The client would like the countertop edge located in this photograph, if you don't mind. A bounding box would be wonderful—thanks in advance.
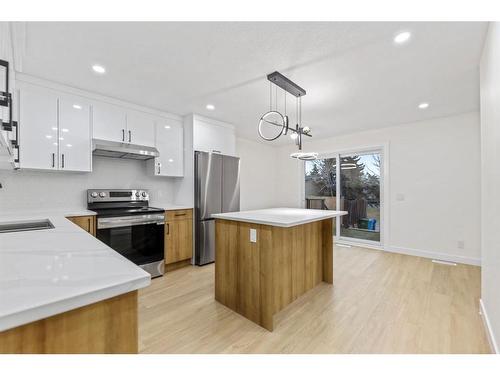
[212,211,348,227]
[0,275,150,333]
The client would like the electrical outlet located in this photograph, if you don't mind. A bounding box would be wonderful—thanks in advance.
[457,240,465,249]
[250,228,257,243]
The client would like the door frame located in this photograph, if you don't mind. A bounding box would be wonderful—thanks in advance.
[299,143,389,249]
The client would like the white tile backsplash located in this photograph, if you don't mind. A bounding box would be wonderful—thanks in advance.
[0,156,176,211]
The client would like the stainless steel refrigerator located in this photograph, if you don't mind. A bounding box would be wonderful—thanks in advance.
[194,151,240,265]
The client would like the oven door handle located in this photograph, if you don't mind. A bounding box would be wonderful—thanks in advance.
[97,215,165,229]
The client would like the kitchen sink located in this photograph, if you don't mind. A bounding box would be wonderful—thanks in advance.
[0,219,55,233]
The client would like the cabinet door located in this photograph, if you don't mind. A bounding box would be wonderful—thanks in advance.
[93,102,126,142]
[165,218,193,264]
[154,119,183,177]
[19,87,59,170]
[193,119,236,156]
[58,97,92,172]
[126,110,155,147]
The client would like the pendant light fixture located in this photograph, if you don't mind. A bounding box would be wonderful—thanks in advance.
[257,71,316,160]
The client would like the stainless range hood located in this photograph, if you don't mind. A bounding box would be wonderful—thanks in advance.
[92,139,160,160]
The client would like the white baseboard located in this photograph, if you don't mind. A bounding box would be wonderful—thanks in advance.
[480,299,499,354]
[382,245,481,266]
[335,239,383,251]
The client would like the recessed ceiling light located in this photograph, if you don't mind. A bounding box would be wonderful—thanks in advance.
[394,31,411,45]
[168,159,174,162]
[45,135,52,139]
[164,125,171,129]
[61,128,69,133]
[418,102,429,109]
[206,104,215,111]
[73,104,82,110]
[92,64,106,74]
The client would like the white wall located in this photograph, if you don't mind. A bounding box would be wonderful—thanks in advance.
[173,130,280,210]
[275,111,481,265]
[479,22,500,353]
[0,156,176,211]
[236,138,279,210]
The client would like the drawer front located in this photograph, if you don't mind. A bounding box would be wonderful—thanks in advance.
[166,209,193,221]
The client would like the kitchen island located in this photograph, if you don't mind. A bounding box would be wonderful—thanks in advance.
[0,210,150,354]
[212,208,347,331]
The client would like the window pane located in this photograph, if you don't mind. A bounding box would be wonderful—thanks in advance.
[340,152,381,242]
[305,158,337,234]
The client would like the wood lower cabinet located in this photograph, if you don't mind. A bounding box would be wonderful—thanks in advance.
[0,291,138,354]
[66,215,96,236]
[165,209,193,268]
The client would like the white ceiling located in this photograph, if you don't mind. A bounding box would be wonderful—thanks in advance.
[18,22,487,142]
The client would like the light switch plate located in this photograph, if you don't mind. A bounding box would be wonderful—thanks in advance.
[250,228,257,243]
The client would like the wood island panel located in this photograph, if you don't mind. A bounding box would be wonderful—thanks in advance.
[214,218,333,331]
[0,291,138,354]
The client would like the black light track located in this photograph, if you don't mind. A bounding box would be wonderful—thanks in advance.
[267,71,306,98]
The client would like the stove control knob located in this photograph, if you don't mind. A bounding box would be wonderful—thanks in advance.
[90,192,98,198]
[135,192,140,197]
[99,192,106,198]
[141,191,147,197]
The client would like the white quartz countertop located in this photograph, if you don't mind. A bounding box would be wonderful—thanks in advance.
[0,210,151,332]
[0,208,97,217]
[212,208,348,227]
[152,204,193,211]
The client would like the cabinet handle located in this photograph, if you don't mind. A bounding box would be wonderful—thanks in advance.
[87,218,91,232]
[157,163,161,174]
[61,154,65,169]
[166,223,169,235]
[52,153,55,168]
[122,129,125,142]
[174,213,187,217]
[212,150,221,154]
[128,130,131,143]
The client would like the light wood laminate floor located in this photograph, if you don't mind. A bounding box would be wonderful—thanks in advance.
[139,246,490,354]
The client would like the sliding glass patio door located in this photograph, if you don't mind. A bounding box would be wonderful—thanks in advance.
[304,149,382,246]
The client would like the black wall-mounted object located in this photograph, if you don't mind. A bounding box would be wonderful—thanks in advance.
[267,71,306,98]
[0,59,9,107]
[0,59,19,165]
[0,59,17,132]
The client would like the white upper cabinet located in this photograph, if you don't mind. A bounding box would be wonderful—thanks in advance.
[58,97,92,172]
[153,118,183,177]
[192,116,236,156]
[93,105,155,147]
[19,86,59,170]
[126,110,155,147]
[16,78,183,175]
[92,102,127,142]
[19,85,92,172]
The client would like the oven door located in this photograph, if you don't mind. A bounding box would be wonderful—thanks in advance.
[96,213,165,275]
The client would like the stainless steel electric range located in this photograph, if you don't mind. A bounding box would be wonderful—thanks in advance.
[87,189,165,278]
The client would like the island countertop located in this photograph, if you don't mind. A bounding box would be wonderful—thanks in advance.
[0,210,151,332]
[211,207,347,227]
